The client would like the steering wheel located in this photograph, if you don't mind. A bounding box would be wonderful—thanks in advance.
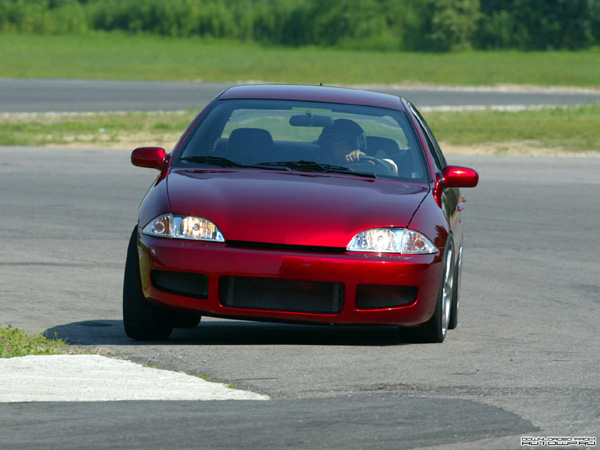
[344,154,394,174]
[357,154,392,168]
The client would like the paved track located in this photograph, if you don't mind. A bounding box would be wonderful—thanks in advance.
[1,77,598,449]
[1,79,600,113]
[0,146,598,448]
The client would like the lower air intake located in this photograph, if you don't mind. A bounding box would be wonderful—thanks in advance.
[355,285,417,309]
[151,270,208,299]
[220,276,344,314]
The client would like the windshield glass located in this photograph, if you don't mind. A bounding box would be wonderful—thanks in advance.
[174,99,428,182]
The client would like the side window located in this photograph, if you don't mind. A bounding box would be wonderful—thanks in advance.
[409,104,447,171]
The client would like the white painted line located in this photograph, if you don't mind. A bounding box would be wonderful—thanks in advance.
[0,355,269,402]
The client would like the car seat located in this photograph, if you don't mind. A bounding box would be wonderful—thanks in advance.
[228,128,274,165]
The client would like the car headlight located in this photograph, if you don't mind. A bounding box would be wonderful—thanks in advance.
[347,228,437,254]
[142,214,225,242]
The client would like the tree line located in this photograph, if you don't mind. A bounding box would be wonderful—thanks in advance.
[1,0,599,52]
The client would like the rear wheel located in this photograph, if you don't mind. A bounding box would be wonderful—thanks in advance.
[399,239,455,343]
[123,226,174,340]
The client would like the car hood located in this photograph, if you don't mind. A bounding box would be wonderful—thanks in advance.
[167,169,429,248]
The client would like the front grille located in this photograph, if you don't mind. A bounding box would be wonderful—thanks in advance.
[151,270,208,299]
[226,240,345,254]
[355,285,417,310]
[220,276,344,314]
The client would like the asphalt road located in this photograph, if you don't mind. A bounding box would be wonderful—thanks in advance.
[0,146,598,448]
[1,78,600,113]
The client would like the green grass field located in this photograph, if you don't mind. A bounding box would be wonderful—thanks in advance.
[1,32,600,87]
[0,110,194,147]
[2,105,599,153]
[427,105,600,154]
[1,32,599,154]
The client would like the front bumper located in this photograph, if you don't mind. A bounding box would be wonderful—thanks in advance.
[138,233,443,327]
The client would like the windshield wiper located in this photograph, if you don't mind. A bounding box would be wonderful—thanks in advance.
[180,157,375,178]
[179,156,248,168]
[180,156,285,171]
[255,160,376,178]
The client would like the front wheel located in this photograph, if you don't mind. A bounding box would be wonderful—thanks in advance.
[448,246,462,330]
[399,239,455,343]
[123,226,174,340]
[173,312,202,328]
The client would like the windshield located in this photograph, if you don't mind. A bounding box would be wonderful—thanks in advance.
[174,99,428,182]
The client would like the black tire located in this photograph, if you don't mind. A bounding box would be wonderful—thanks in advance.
[448,246,462,330]
[399,239,454,344]
[123,226,174,340]
[173,312,202,328]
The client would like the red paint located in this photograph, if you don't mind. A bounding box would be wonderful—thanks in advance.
[443,165,479,188]
[131,147,166,171]
[130,85,479,327]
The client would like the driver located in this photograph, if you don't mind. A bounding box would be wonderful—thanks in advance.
[318,119,397,174]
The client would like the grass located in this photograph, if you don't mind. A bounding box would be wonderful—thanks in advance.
[3,105,599,154]
[426,105,600,154]
[1,32,600,87]
[0,325,69,358]
[0,110,196,148]
[187,372,236,389]
[1,32,598,155]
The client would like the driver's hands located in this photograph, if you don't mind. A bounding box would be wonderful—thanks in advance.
[345,150,368,163]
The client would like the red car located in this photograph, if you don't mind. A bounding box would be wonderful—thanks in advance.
[123,85,478,343]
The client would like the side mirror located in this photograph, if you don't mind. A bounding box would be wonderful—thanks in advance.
[131,147,167,170]
[442,165,479,188]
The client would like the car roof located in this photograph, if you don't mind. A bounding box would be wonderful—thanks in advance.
[218,84,406,110]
